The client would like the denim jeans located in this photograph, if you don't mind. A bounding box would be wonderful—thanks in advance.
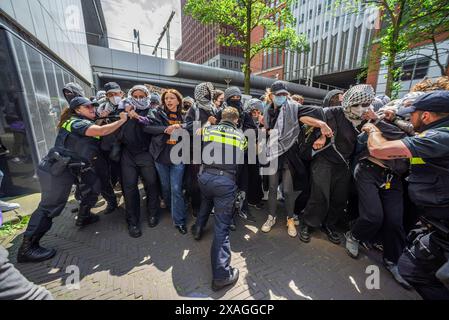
[155,162,186,226]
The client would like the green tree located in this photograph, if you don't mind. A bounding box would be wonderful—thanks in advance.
[184,0,308,94]
[340,0,449,98]
[404,9,449,76]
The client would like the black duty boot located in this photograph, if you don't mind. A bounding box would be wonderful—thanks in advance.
[191,224,203,241]
[299,222,312,243]
[17,236,56,263]
[76,206,100,227]
[148,215,159,228]
[128,224,142,238]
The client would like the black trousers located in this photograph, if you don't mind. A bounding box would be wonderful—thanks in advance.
[184,164,202,212]
[93,153,118,206]
[121,149,159,226]
[247,164,263,205]
[25,161,100,238]
[302,156,351,229]
[352,161,406,263]
[398,233,449,300]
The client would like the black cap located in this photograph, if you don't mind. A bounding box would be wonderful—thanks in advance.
[104,82,122,94]
[397,90,449,116]
[70,97,95,110]
[271,81,289,95]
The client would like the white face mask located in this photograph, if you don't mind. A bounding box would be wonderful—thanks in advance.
[350,105,369,118]
[109,96,122,106]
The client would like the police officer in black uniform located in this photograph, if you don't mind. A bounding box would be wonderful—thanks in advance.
[362,90,449,300]
[197,107,247,291]
[17,97,128,263]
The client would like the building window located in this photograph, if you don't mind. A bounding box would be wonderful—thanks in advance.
[317,4,322,16]
[315,25,320,36]
[334,16,340,28]
[222,60,227,68]
[309,9,313,19]
[327,0,332,10]
[234,61,239,69]
[325,21,329,32]
[307,29,311,38]
[397,58,430,81]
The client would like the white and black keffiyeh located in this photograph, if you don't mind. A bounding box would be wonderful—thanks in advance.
[342,84,375,109]
[194,82,216,113]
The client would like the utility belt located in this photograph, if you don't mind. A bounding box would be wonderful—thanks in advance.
[200,166,236,182]
[44,151,91,177]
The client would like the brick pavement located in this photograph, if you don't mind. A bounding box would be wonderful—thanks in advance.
[2,198,421,300]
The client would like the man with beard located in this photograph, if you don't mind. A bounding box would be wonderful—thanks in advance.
[363,90,449,300]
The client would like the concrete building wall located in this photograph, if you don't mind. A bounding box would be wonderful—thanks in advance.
[0,0,92,83]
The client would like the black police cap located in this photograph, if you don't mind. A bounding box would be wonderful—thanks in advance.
[69,97,96,110]
[398,90,449,116]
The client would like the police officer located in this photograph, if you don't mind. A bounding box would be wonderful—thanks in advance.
[362,90,449,300]
[196,107,247,291]
[17,97,128,263]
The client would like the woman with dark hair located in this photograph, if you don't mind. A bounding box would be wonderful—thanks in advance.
[213,90,225,111]
[145,89,189,234]
[17,97,128,263]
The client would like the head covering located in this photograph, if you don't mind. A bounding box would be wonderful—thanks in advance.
[104,82,122,94]
[270,81,289,95]
[150,93,161,106]
[342,84,375,109]
[128,85,149,98]
[183,96,195,106]
[244,98,264,114]
[322,89,344,108]
[224,86,242,103]
[119,85,151,111]
[194,82,215,113]
[397,90,449,117]
[70,97,94,110]
[96,90,106,101]
[63,82,85,103]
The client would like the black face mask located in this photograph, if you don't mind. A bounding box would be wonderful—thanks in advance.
[228,99,242,108]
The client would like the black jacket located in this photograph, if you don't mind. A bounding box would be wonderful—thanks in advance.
[119,109,153,155]
[145,107,187,163]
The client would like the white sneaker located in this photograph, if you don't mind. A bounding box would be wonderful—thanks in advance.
[261,215,276,233]
[287,218,298,238]
[0,200,20,212]
[262,191,269,201]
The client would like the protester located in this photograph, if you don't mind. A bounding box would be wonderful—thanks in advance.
[261,81,332,237]
[147,89,188,234]
[300,85,375,244]
[119,85,160,238]
[213,89,225,111]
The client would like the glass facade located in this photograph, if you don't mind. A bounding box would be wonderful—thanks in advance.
[0,27,91,196]
[0,0,92,83]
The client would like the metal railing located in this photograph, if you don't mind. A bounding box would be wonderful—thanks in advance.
[86,32,176,59]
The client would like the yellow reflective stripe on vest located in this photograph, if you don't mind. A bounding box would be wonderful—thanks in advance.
[203,135,246,151]
[208,129,243,140]
[410,157,426,165]
[62,118,100,140]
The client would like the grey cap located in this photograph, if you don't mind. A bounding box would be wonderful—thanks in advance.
[271,81,289,95]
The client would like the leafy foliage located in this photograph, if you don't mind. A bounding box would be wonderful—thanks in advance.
[184,0,309,93]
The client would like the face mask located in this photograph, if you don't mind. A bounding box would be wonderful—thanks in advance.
[131,97,150,110]
[349,105,369,119]
[109,96,122,106]
[274,95,287,107]
[228,99,241,108]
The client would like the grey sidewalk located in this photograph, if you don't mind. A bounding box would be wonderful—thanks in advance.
[2,199,420,300]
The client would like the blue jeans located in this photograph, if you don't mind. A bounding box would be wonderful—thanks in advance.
[198,172,237,281]
[155,162,186,226]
